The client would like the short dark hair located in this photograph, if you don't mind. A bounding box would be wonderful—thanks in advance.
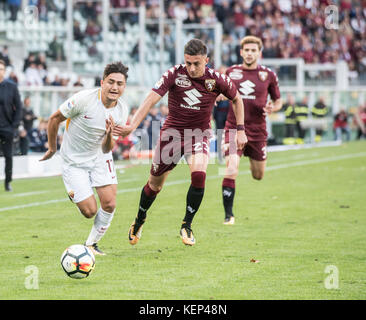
[103,61,129,80]
[184,39,208,56]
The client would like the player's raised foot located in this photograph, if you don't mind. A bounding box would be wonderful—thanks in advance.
[223,216,235,225]
[180,225,195,246]
[128,219,144,245]
[86,243,106,256]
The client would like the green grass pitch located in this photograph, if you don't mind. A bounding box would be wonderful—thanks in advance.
[0,141,365,299]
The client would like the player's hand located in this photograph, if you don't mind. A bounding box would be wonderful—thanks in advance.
[236,130,247,150]
[264,100,274,115]
[105,115,115,136]
[116,124,134,138]
[39,149,56,161]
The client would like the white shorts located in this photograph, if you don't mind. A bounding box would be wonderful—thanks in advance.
[62,153,117,203]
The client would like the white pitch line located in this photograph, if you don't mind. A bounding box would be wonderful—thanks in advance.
[11,191,48,197]
[0,151,365,213]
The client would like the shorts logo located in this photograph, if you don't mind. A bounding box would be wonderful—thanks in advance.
[175,76,192,88]
[68,190,75,201]
[205,79,216,92]
[258,71,268,81]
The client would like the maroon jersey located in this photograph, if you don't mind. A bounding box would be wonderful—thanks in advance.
[152,64,237,132]
[225,64,281,141]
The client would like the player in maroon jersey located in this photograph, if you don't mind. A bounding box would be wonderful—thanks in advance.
[222,36,283,225]
[120,39,247,245]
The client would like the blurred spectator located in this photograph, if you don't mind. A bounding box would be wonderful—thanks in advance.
[87,41,102,60]
[213,66,229,163]
[73,76,84,87]
[159,104,168,127]
[47,36,65,61]
[0,59,22,191]
[7,0,21,21]
[73,20,85,43]
[25,62,43,86]
[23,53,36,72]
[29,119,49,152]
[353,103,366,139]
[283,93,297,145]
[51,75,62,86]
[37,0,49,22]
[146,107,161,150]
[22,96,38,134]
[333,109,351,141]
[85,19,102,41]
[294,96,309,144]
[8,70,18,84]
[0,46,11,66]
[312,96,329,142]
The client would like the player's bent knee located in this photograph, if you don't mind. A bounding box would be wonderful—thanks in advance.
[191,171,206,188]
[101,200,116,213]
[80,207,97,219]
[252,171,264,180]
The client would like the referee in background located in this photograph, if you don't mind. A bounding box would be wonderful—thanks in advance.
[0,59,22,191]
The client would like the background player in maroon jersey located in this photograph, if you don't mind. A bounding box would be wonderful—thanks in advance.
[222,36,283,225]
[120,39,247,246]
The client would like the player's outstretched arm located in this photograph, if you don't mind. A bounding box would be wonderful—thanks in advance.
[117,90,162,138]
[39,110,66,161]
[231,92,247,149]
[264,98,283,114]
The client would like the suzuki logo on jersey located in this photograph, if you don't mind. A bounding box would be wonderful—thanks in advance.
[239,80,256,99]
[181,89,202,110]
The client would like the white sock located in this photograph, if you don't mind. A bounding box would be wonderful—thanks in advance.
[85,207,115,246]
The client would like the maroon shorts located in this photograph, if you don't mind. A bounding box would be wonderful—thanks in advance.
[150,128,211,176]
[223,129,267,161]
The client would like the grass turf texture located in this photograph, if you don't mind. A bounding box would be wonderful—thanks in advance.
[0,141,365,299]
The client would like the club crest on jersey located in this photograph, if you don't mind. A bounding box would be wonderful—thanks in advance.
[258,71,268,81]
[205,79,216,91]
[175,76,192,88]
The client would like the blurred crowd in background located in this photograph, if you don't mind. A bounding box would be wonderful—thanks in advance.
[0,0,366,159]
[0,0,365,85]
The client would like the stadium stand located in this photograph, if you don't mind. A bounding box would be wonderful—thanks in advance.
[0,0,365,86]
[0,0,366,162]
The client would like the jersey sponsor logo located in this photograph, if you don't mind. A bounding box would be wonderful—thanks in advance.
[181,89,202,110]
[239,80,256,99]
[175,75,192,88]
[258,71,268,81]
[229,71,243,80]
[205,79,216,91]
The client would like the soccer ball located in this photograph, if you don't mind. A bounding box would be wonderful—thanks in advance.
[60,244,95,279]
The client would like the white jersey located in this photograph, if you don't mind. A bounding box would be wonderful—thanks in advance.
[59,88,129,168]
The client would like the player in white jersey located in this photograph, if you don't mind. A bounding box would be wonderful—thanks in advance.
[40,62,129,255]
